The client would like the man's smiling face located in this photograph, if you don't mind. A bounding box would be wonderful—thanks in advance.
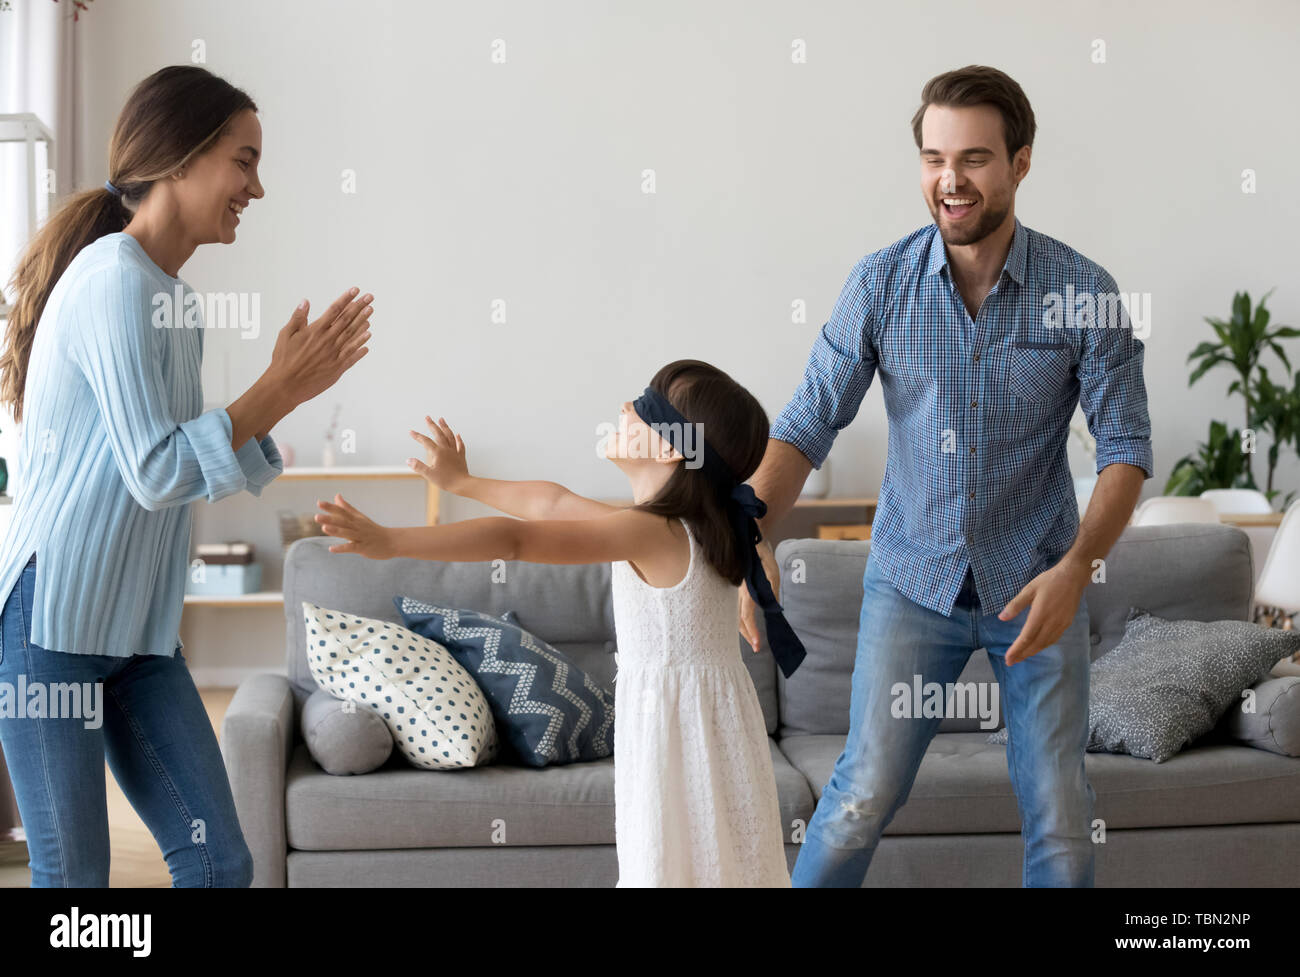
[919,102,1029,247]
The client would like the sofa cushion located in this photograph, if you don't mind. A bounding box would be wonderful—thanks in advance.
[285,538,618,699]
[988,608,1300,762]
[775,524,1258,739]
[1218,675,1300,758]
[396,598,615,767]
[1080,524,1255,661]
[779,731,1300,834]
[301,687,393,775]
[281,536,780,735]
[772,538,1004,735]
[284,737,815,850]
[303,602,498,770]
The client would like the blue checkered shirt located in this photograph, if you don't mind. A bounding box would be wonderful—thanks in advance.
[770,218,1153,618]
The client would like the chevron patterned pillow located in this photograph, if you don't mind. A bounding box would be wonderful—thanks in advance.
[394,597,615,767]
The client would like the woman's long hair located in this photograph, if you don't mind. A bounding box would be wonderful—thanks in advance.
[1,65,257,424]
[630,359,771,586]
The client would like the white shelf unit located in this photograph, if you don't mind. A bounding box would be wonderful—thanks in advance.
[181,465,438,608]
[0,113,57,264]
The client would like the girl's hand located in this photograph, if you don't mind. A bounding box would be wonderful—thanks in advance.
[407,415,469,492]
[314,494,398,559]
[738,539,779,653]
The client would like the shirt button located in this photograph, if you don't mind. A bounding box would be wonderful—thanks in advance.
[969,446,976,454]
[968,491,976,500]
[970,400,977,409]
[973,352,980,362]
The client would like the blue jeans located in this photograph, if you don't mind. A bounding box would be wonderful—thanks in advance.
[791,549,1095,888]
[0,556,252,887]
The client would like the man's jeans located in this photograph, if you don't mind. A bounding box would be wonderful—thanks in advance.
[791,549,1095,888]
[0,556,253,887]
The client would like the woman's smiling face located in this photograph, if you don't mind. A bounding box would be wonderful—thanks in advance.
[172,108,265,245]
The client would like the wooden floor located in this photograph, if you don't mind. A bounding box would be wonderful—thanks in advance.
[0,688,235,888]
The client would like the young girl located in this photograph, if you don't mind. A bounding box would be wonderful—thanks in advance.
[314,359,804,887]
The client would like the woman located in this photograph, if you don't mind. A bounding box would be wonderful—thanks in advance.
[0,65,373,887]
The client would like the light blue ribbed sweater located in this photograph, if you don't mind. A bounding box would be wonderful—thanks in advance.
[0,231,283,657]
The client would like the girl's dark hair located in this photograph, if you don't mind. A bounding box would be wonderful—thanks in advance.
[629,359,770,586]
[1,65,257,423]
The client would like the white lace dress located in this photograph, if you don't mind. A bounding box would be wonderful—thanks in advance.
[610,516,790,887]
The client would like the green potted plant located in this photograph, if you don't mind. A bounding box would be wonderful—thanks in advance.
[1249,366,1300,507]
[1170,290,1298,500]
[1165,420,1252,497]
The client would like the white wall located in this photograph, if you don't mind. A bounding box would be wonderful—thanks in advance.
[55,0,1300,678]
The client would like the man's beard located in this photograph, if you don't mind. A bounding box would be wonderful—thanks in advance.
[932,195,1009,246]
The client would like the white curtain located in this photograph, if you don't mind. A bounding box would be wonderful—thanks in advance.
[0,0,79,845]
[1,0,79,288]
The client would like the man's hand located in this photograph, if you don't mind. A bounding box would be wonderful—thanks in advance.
[739,539,780,653]
[997,557,1091,665]
[314,493,398,560]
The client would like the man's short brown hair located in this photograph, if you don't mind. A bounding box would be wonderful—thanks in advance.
[911,65,1036,159]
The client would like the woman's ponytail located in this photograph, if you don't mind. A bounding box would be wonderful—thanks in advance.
[1,187,130,423]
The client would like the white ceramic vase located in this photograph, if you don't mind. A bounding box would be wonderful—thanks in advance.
[801,460,831,498]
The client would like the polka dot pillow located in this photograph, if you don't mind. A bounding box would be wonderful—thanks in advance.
[303,602,498,770]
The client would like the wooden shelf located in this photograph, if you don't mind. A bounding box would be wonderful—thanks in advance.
[182,490,875,612]
[788,496,877,508]
[278,465,420,480]
[1220,512,1284,527]
[817,524,873,540]
[184,467,437,610]
[275,464,438,525]
[595,495,877,509]
[184,591,284,607]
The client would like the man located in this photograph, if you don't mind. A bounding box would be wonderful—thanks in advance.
[740,65,1153,887]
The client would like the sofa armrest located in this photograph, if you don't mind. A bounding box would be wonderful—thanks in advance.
[220,672,296,888]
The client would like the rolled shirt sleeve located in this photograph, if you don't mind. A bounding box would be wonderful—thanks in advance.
[769,257,879,469]
[71,264,250,510]
[235,433,284,496]
[1078,268,1154,478]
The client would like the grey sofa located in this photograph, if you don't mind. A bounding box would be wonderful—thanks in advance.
[221,522,1300,886]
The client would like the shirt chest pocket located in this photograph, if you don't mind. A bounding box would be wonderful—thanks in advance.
[1008,341,1073,404]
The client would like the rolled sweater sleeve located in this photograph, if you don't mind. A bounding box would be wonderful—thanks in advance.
[70,263,249,510]
[236,434,284,495]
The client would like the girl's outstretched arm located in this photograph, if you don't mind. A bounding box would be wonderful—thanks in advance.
[315,493,664,567]
[408,415,622,520]
[457,476,622,521]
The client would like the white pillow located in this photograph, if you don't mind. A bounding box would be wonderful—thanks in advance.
[303,602,498,770]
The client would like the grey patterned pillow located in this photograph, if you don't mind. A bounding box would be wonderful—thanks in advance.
[988,609,1300,762]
